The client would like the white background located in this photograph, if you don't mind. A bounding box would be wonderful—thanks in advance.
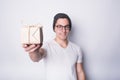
[0,0,120,80]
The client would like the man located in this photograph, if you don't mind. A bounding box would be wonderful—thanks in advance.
[23,13,85,80]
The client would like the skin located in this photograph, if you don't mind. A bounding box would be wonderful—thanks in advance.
[54,18,70,48]
[23,18,85,80]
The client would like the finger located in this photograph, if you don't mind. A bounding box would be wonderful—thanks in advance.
[29,45,40,53]
[25,44,36,51]
[22,44,29,48]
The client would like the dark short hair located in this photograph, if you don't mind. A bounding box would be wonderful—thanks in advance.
[53,13,72,31]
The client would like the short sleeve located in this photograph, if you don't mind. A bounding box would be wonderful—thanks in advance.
[77,48,83,63]
[40,42,49,58]
[42,42,48,50]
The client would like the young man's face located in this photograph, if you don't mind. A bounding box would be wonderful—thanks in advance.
[54,18,70,40]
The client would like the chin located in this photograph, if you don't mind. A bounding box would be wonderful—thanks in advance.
[61,37,67,40]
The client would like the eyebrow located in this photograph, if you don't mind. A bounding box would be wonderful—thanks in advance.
[56,24,70,26]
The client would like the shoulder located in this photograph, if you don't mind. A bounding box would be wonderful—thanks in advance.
[69,41,80,50]
[69,41,82,54]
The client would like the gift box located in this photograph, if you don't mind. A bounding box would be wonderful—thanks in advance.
[21,24,43,44]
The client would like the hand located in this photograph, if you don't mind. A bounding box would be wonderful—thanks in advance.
[22,43,42,53]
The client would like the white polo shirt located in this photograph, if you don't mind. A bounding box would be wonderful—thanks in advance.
[42,40,82,80]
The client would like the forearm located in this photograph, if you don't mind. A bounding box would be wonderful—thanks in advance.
[29,48,44,62]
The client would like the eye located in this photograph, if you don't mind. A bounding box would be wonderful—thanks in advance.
[56,25,63,28]
[65,26,70,29]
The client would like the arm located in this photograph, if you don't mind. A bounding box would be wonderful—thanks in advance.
[23,44,45,62]
[76,63,85,80]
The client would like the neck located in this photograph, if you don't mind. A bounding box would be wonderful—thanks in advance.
[55,37,68,48]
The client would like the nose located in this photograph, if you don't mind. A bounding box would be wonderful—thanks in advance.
[62,27,66,32]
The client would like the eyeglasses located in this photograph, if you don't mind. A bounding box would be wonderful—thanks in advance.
[55,25,70,30]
